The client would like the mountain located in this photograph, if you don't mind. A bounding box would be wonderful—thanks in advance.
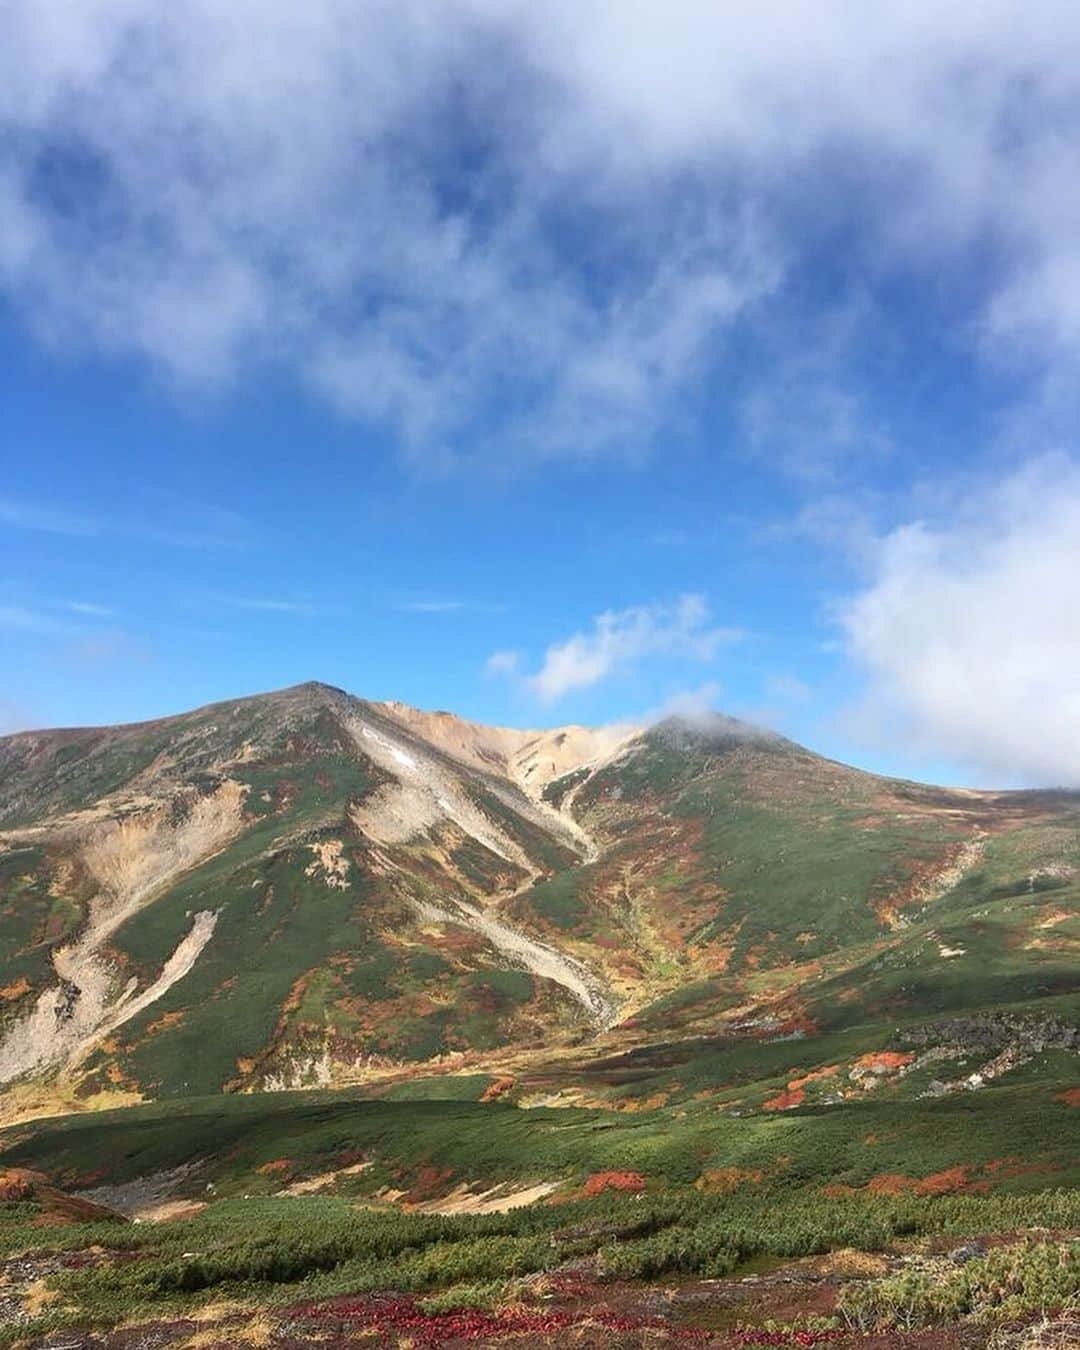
[0,681,1077,1124]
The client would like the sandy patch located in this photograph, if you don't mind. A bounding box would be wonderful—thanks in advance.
[348,717,535,867]
[280,1162,372,1196]
[404,1179,560,1214]
[134,1199,208,1223]
[411,892,616,1027]
[305,839,350,889]
[373,701,637,796]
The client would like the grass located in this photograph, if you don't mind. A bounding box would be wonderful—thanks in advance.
[1,691,1077,1347]
[1,1184,1076,1346]
[4,1073,1078,1201]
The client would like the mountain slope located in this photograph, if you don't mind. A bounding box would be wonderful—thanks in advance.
[0,683,1076,1123]
[0,685,623,1117]
[514,719,1080,1031]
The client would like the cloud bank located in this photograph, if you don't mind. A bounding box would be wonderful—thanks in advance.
[841,456,1080,785]
[4,4,1080,462]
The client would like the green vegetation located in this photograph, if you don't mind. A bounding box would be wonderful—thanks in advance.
[0,1183,1076,1346]
[0,687,1077,1345]
[5,1075,1079,1202]
[522,868,588,929]
[838,1239,1079,1331]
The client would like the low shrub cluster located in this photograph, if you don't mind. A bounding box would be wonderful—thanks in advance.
[838,1239,1079,1331]
[0,1185,1075,1345]
[283,1292,850,1346]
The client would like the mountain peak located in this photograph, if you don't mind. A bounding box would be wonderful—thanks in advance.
[372,699,640,794]
[648,710,792,752]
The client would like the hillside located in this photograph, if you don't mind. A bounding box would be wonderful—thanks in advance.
[1,683,1078,1347]
[0,681,1076,1125]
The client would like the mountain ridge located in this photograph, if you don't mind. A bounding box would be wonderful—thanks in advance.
[0,681,1076,1127]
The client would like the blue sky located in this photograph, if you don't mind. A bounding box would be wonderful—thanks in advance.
[4,3,1080,788]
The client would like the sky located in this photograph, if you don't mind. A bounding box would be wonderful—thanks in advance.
[3,2,1080,788]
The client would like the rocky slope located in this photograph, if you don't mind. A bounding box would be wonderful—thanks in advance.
[0,682,1076,1121]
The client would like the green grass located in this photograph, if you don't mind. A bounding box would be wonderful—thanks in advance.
[520,869,588,930]
[673,782,959,969]
[1,1183,1075,1347]
[5,1073,1078,1201]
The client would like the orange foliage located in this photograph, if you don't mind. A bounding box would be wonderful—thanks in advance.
[1053,1087,1080,1107]
[256,1158,293,1176]
[765,1061,840,1110]
[695,1167,764,1193]
[854,1051,915,1072]
[0,1168,46,1201]
[143,1009,186,1036]
[582,1170,646,1196]
[864,1173,912,1195]
[913,1167,971,1196]
[789,1064,840,1092]
[480,1076,515,1103]
[763,1086,805,1110]
[864,1165,976,1196]
[618,1090,670,1112]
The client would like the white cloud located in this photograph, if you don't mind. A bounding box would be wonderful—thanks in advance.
[219,596,327,617]
[500,595,739,703]
[765,674,812,705]
[399,600,468,615]
[640,680,725,724]
[840,454,1080,785]
[60,600,116,617]
[0,496,101,537]
[5,5,1080,462]
[397,597,506,616]
[485,649,521,678]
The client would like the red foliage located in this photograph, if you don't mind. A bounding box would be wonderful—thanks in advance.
[403,1164,455,1202]
[581,1169,647,1196]
[789,1065,840,1091]
[763,1086,805,1111]
[913,1166,974,1196]
[286,1293,847,1346]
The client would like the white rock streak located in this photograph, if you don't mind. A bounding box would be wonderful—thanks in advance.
[0,782,243,1084]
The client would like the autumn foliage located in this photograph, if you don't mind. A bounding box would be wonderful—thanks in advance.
[581,1169,647,1195]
